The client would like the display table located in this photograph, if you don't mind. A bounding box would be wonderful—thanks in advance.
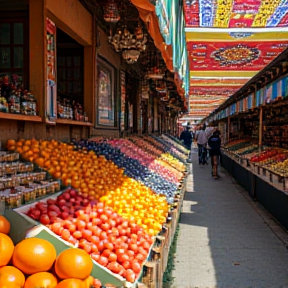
[221,152,288,231]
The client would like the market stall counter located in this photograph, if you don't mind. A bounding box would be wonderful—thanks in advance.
[221,144,288,232]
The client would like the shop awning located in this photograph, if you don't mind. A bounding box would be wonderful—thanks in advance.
[131,0,190,101]
[182,0,288,122]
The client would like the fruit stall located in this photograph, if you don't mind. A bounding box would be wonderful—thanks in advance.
[0,134,189,288]
[205,49,288,233]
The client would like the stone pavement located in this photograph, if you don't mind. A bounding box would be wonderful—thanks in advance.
[171,149,288,288]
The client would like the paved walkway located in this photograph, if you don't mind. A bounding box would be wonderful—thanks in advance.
[172,149,288,288]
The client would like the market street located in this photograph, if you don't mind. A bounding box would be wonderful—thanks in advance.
[172,149,288,288]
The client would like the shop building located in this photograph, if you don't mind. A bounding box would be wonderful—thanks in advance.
[0,0,189,147]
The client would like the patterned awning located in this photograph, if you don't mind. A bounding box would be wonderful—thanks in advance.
[183,0,288,121]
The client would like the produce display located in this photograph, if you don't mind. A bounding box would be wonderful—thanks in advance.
[2,135,187,286]
[7,139,169,236]
[129,136,187,172]
[142,135,187,162]
[76,139,178,201]
[0,215,104,288]
[223,140,252,151]
[162,134,189,154]
[25,188,153,282]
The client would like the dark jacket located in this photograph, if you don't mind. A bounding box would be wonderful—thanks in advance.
[180,129,193,150]
[208,133,221,156]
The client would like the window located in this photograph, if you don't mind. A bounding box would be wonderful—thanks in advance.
[0,13,28,87]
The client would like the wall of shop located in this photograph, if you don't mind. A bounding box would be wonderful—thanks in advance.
[90,27,123,139]
[0,0,93,146]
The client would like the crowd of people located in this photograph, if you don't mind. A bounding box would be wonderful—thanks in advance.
[179,123,221,179]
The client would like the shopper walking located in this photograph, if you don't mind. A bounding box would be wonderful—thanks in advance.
[180,124,193,163]
[195,125,208,164]
[208,129,221,179]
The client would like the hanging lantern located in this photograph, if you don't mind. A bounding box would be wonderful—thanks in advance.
[103,0,120,23]
[122,50,140,64]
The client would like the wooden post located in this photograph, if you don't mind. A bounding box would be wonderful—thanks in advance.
[259,106,263,147]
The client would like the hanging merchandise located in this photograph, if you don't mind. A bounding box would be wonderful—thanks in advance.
[103,0,120,23]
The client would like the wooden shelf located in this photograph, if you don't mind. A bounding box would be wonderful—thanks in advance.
[56,118,93,126]
[0,112,42,122]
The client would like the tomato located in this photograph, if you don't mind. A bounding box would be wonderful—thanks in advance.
[100,214,108,222]
[61,229,71,241]
[98,256,108,267]
[51,222,62,235]
[131,261,141,274]
[97,241,104,252]
[91,243,99,253]
[126,269,136,283]
[100,231,107,240]
[129,243,138,253]
[130,234,138,243]
[73,230,82,239]
[108,253,117,262]
[101,223,110,231]
[40,214,50,225]
[117,253,129,263]
[91,226,101,237]
[79,213,90,223]
[122,260,131,269]
[82,229,93,241]
[101,249,111,258]
[86,222,93,230]
[91,253,100,262]
[67,224,76,233]
[108,261,121,274]
[83,242,92,254]
[91,235,100,245]
[76,219,86,230]
[104,242,114,251]
[92,217,102,226]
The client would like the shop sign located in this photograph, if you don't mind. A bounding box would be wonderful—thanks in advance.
[46,18,57,122]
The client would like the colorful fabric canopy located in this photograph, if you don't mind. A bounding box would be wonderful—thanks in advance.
[183,0,288,121]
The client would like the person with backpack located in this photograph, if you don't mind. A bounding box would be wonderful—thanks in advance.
[208,129,222,179]
[180,124,193,162]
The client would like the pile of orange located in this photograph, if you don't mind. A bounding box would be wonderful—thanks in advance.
[7,139,169,235]
[0,216,104,288]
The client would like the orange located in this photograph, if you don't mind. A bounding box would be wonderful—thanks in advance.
[83,276,94,288]
[55,248,93,280]
[56,278,85,288]
[12,238,56,275]
[0,233,14,267]
[0,216,10,235]
[24,272,58,288]
[6,139,16,148]
[0,266,25,288]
